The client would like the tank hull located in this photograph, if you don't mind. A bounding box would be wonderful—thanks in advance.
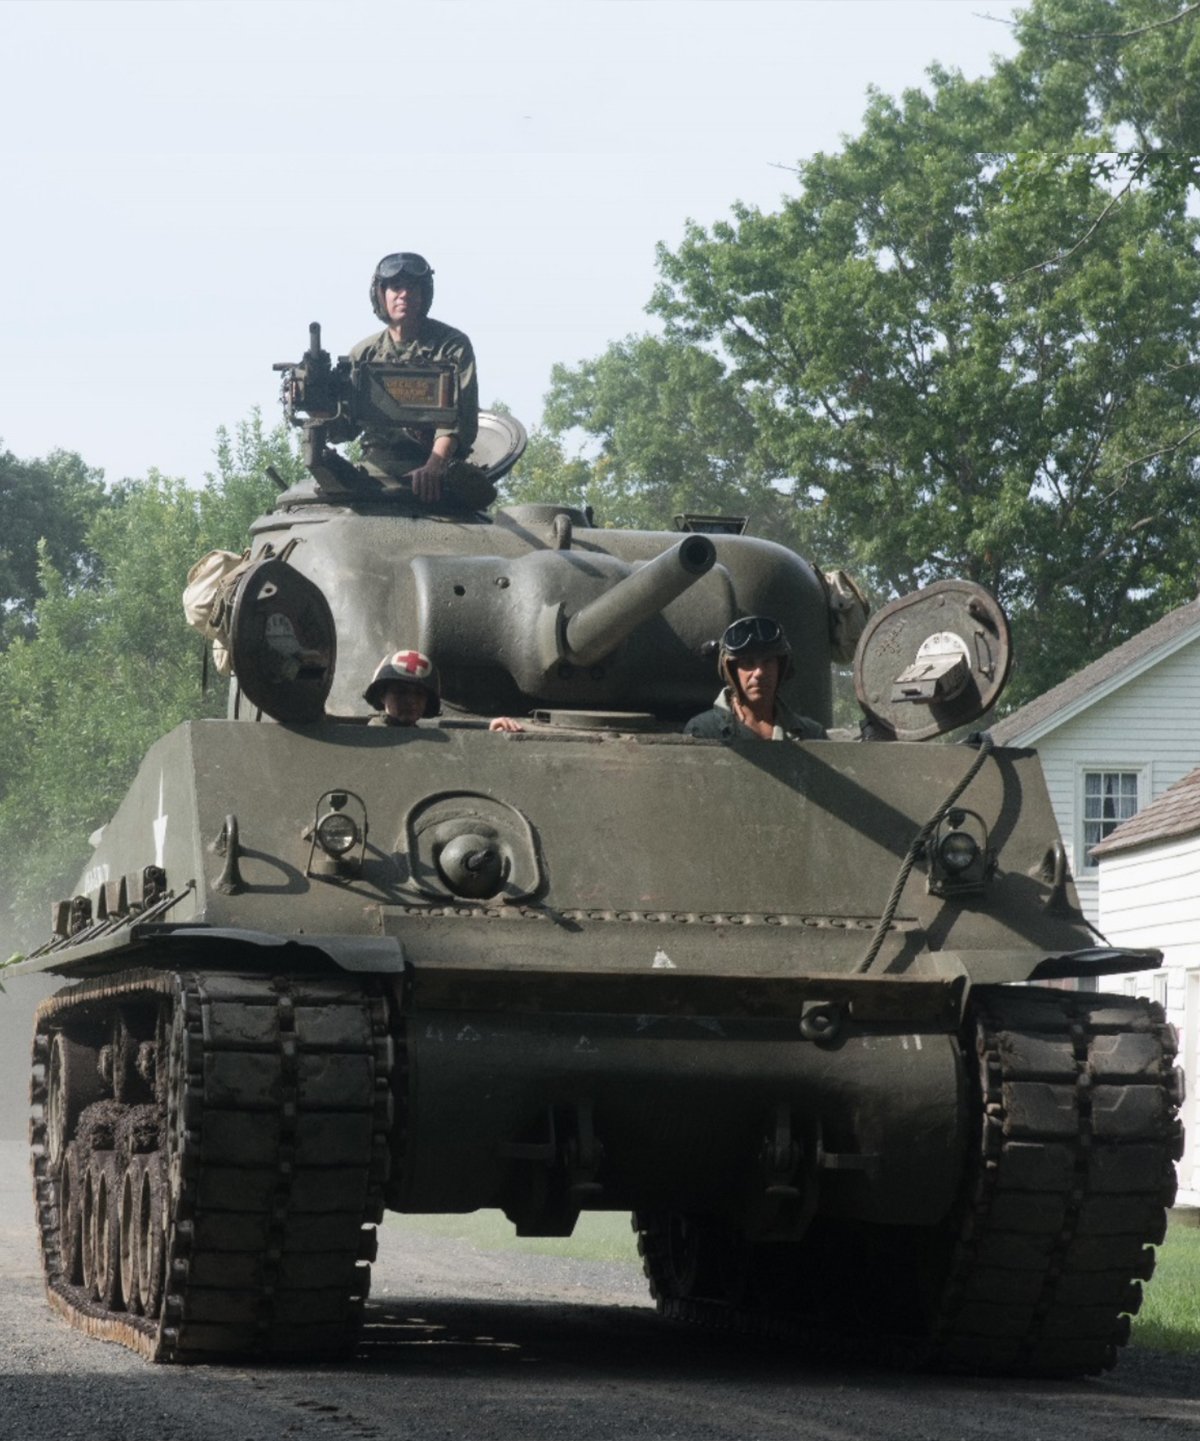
[32,718,1107,970]
[24,719,1182,1370]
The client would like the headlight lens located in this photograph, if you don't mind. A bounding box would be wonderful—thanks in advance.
[316,811,360,857]
[939,830,979,873]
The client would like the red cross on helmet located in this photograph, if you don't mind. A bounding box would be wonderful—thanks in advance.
[363,647,442,717]
[391,649,431,677]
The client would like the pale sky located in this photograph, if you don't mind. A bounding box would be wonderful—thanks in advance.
[1,0,1021,484]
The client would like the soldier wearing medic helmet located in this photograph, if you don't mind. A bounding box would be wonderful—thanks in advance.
[685,616,825,742]
[364,648,442,727]
[342,252,480,504]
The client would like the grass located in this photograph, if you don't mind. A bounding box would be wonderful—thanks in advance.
[387,1208,644,1265]
[1132,1210,1200,1353]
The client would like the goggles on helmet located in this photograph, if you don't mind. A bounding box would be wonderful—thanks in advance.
[721,616,784,655]
[376,252,433,283]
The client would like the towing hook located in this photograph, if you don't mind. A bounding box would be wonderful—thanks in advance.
[800,1000,842,1044]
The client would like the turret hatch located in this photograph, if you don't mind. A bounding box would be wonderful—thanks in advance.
[229,558,336,723]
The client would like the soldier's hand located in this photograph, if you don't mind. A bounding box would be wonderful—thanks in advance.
[408,452,448,502]
[488,716,525,733]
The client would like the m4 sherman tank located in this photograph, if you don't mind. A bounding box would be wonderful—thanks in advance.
[19,333,1182,1374]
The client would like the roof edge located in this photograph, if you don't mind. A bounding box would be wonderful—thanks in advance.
[993,609,1200,746]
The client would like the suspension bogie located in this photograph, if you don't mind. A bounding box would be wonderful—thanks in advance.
[29,967,392,1362]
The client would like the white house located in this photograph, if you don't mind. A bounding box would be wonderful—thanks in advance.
[989,599,1200,928]
[1091,771,1200,1206]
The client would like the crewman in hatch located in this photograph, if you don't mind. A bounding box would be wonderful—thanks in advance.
[346,252,479,504]
[364,649,442,727]
[685,616,826,741]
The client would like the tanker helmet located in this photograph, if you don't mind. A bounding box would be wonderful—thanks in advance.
[371,252,435,321]
[363,648,442,717]
[718,615,794,690]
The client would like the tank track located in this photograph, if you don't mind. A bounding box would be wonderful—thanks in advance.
[30,968,393,1362]
[636,987,1183,1375]
[931,986,1182,1374]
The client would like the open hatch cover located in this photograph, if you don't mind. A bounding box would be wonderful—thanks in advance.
[854,580,1012,741]
[229,558,336,723]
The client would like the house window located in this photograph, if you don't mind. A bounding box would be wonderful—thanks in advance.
[1082,770,1140,864]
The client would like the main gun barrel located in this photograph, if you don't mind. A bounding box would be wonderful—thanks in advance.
[562,535,717,666]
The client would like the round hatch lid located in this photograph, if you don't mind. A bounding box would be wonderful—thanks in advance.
[529,709,659,731]
[853,580,1011,741]
[229,558,336,723]
[466,411,529,482]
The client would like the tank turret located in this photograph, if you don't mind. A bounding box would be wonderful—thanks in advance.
[411,531,736,717]
[226,480,836,723]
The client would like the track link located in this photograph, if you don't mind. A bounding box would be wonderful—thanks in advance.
[931,986,1182,1375]
[30,967,393,1362]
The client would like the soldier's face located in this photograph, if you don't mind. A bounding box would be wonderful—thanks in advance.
[382,682,427,725]
[732,655,782,711]
[383,280,426,325]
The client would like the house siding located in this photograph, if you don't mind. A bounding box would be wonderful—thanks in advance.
[1098,832,1200,1205]
[1012,638,1200,925]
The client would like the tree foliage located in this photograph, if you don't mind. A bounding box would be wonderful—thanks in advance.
[994,0,1200,262]
[511,0,1200,706]
[1007,0,1200,149]
[537,336,791,532]
[0,414,295,950]
[0,446,109,646]
[498,428,598,517]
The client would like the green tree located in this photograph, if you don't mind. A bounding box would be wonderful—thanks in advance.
[538,5,1200,705]
[991,1,1200,268]
[0,415,292,949]
[202,408,307,545]
[500,427,598,515]
[537,336,791,533]
[505,336,804,536]
[0,446,109,646]
[1006,0,1200,150]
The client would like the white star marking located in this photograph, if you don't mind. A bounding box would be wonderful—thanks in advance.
[153,773,169,868]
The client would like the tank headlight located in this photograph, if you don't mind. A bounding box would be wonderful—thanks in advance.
[305,789,369,878]
[316,811,360,857]
[939,831,980,874]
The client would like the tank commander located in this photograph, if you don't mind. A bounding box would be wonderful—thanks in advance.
[364,649,442,727]
[685,616,826,742]
[329,252,479,504]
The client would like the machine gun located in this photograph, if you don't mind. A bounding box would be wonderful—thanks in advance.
[273,322,479,502]
[274,321,459,433]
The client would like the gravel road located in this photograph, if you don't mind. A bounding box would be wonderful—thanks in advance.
[4,975,1200,1440]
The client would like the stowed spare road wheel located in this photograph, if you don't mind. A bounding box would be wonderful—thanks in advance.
[29,968,393,1361]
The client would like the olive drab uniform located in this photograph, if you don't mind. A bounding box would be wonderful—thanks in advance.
[344,319,479,478]
[684,689,827,742]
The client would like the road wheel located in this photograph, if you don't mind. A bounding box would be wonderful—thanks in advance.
[637,1211,744,1304]
[59,1143,85,1286]
[92,1154,123,1311]
[136,1154,167,1319]
[119,1157,144,1315]
[80,1161,98,1297]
